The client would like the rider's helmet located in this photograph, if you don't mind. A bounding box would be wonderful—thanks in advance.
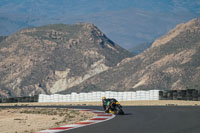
[102,96,106,100]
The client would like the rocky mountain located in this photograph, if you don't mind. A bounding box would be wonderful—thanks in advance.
[0,23,132,97]
[61,18,200,93]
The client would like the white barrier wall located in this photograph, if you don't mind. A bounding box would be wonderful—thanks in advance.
[38,90,160,103]
[38,90,159,102]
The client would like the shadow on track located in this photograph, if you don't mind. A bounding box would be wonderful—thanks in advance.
[122,113,132,115]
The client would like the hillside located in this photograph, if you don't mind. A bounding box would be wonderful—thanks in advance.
[0,23,132,97]
[61,18,200,93]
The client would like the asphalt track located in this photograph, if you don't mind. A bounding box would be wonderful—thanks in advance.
[1,106,200,133]
[61,106,200,133]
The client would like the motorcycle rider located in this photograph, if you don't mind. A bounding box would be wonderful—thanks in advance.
[102,97,108,112]
[102,97,116,113]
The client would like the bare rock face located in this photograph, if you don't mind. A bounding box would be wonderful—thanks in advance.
[0,23,132,97]
[64,18,200,93]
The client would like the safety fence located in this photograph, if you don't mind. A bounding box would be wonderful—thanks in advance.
[0,95,39,103]
[159,89,200,101]
[1,89,200,103]
[38,90,160,102]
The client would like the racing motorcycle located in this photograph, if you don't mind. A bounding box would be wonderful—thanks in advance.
[106,99,124,115]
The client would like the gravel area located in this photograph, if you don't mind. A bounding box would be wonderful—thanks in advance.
[0,108,95,133]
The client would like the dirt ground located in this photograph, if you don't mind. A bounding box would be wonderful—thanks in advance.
[0,108,94,133]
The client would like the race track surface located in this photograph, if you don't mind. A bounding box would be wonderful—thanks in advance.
[1,106,200,133]
[60,106,200,133]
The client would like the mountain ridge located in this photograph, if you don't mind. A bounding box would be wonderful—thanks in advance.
[130,42,152,55]
[59,18,200,93]
[1,18,200,97]
[0,23,132,97]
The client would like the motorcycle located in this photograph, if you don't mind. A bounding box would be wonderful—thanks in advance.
[107,100,124,115]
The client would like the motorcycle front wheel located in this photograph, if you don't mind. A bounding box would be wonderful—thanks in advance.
[115,106,124,115]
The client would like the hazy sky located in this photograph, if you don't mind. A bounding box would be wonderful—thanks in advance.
[0,0,200,49]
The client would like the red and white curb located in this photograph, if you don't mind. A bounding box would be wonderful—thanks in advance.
[36,109,115,133]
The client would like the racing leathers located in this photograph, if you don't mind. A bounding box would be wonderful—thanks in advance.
[102,98,117,113]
